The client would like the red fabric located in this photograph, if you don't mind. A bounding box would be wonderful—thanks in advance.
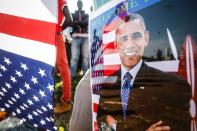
[58,0,67,31]
[56,0,71,101]
[0,13,56,45]
[56,34,71,101]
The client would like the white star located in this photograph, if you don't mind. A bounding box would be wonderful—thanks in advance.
[34,124,38,127]
[5,103,10,108]
[11,97,16,102]
[24,82,31,90]
[0,91,4,96]
[38,68,46,77]
[47,103,53,110]
[37,109,43,114]
[2,87,7,93]
[10,76,17,83]
[15,70,23,77]
[19,88,25,95]
[20,106,25,110]
[14,93,20,99]
[40,119,46,125]
[47,84,54,92]
[16,108,21,114]
[41,106,47,112]
[28,114,33,120]
[46,117,51,122]
[27,99,33,105]
[23,103,29,108]
[12,112,16,116]
[33,95,39,102]
[31,76,38,84]
[5,82,12,89]
[4,57,12,65]
[39,90,46,97]
[8,100,13,105]
[0,64,7,72]
[50,117,54,122]
[33,111,38,116]
[20,63,29,71]
[22,118,26,122]
[53,126,57,130]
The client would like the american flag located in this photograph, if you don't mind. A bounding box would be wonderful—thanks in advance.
[0,0,57,130]
[91,17,122,131]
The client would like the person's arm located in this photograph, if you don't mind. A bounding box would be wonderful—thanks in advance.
[106,115,170,131]
[62,5,72,30]
[146,120,170,131]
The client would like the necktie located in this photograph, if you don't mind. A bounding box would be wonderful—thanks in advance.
[121,72,133,121]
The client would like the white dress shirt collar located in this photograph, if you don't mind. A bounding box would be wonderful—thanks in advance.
[121,59,143,85]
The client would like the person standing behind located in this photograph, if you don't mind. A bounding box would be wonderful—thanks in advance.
[70,0,89,78]
[54,0,72,113]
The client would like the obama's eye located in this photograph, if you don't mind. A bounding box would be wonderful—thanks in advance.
[119,35,128,43]
[132,32,142,40]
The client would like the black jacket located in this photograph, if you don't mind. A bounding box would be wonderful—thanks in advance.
[97,62,191,131]
[71,10,88,33]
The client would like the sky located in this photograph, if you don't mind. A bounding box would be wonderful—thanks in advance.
[67,0,93,14]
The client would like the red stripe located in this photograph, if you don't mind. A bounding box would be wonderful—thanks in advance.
[104,65,120,76]
[0,13,56,45]
[103,42,117,54]
[94,122,99,131]
[104,70,118,76]
[93,103,99,113]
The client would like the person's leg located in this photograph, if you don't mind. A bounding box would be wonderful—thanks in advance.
[81,38,89,75]
[55,34,72,112]
[70,37,82,78]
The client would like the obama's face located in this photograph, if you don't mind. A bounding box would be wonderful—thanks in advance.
[115,19,149,70]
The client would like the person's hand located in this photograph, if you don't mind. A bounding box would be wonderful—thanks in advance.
[146,120,170,131]
[106,115,117,128]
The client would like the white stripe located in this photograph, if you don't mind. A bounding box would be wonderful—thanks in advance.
[104,53,120,65]
[93,112,97,123]
[0,33,56,66]
[92,76,118,84]
[92,94,100,104]
[146,60,179,72]
[92,63,103,71]
[0,0,58,23]
[103,76,118,83]
[186,36,191,86]
[189,36,195,97]
[93,46,103,66]
[103,30,116,45]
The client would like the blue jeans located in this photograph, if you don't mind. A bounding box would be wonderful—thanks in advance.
[70,37,89,77]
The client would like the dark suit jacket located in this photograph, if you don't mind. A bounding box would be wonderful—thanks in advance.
[97,62,191,131]
[71,10,88,33]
